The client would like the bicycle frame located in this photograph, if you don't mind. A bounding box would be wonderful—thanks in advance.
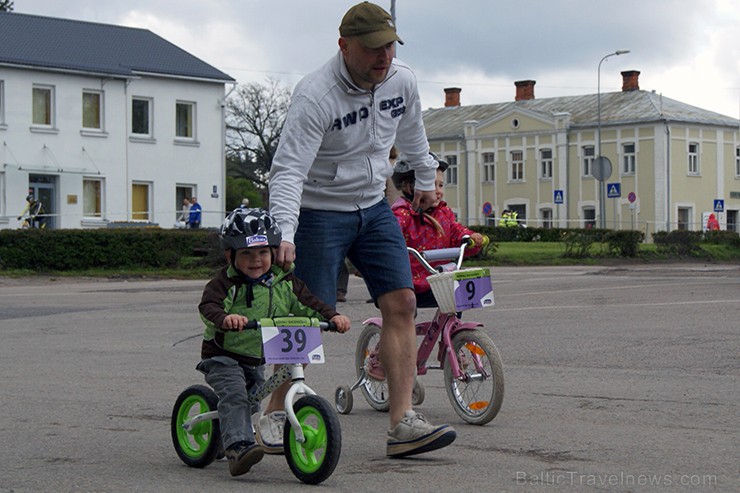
[181,320,333,444]
[362,237,486,380]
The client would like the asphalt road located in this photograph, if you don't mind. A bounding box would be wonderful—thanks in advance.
[1,263,738,493]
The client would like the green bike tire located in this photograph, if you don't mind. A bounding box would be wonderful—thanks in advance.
[171,385,221,468]
[284,395,342,484]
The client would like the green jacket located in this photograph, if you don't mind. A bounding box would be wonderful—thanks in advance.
[199,263,338,366]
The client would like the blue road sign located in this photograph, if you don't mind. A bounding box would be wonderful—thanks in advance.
[554,190,564,204]
[713,199,724,212]
[607,183,621,198]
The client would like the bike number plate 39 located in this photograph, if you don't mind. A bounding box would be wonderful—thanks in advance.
[453,269,494,311]
[261,326,325,364]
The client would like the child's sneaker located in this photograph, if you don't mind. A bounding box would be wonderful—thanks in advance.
[365,350,386,380]
[386,410,456,458]
[224,441,264,476]
[256,410,286,454]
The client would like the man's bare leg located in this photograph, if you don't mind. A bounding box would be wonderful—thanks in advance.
[377,288,417,427]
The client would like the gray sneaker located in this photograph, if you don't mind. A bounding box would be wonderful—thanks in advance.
[224,441,264,476]
[386,410,456,457]
[256,410,286,455]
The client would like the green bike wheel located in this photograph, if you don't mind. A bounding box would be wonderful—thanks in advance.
[171,385,221,468]
[284,395,342,484]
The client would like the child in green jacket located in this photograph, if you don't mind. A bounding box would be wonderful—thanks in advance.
[198,208,350,476]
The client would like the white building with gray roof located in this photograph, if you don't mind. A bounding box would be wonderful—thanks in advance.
[0,12,235,229]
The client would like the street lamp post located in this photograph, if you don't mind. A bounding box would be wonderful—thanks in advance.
[597,49,630,229]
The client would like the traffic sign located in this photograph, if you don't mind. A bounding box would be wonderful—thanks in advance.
[607,183,621,198]
[713,199,724,212]
[628,192,636,203]
[482,202,493,216]
[554,190,564,204]
[592,156,612,182]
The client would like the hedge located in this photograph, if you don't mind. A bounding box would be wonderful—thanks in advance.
[0,228,221,271]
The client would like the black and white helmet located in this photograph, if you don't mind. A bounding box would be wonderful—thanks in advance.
[220,208,282,250]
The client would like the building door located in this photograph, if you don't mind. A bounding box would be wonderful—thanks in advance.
[726,210,737,232]
[29,174,57,229]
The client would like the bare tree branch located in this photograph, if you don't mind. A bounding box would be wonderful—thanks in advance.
[225,79,290,187]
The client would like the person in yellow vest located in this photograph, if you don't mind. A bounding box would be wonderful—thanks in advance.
[499,209,510,227]
[506,210,519,227]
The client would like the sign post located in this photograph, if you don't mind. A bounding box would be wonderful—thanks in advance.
[554,190,563,227]
[607,183,621,229]
[627,192,637,230]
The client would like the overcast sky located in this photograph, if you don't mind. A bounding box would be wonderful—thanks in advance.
[14,0,740,118]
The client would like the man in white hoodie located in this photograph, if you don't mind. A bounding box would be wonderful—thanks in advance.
[268,2,456,458]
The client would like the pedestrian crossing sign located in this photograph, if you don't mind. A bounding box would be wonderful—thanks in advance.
[607,183,621,198]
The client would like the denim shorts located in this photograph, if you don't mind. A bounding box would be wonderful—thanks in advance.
[293,200,413,306]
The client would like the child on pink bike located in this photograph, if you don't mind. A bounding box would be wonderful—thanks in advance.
[365,154,486,381]
[391,153,486,308]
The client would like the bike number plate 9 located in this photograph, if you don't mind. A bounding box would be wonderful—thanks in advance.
[453,269,494,311]
[261,326,325,364]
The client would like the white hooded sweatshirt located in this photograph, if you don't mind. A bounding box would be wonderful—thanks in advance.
[269,51,436,243]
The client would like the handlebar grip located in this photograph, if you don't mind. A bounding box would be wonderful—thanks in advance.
[422,248,461,262]
[244,320,259,330]
[322,321,338,332]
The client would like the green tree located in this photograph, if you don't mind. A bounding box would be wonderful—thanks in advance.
[0,0,14,11]
[225,79,290,187]
[225,176,264,211]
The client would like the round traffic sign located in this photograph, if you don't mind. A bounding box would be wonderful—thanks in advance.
[628,192,636,203]
[592,156,612,182]
[482,202,493,215]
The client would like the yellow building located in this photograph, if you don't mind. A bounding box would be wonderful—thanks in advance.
[423,71,740,236]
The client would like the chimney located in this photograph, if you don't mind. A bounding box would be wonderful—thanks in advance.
[515,80,536,101]
[621,70,640,92]
[444,87,461,107]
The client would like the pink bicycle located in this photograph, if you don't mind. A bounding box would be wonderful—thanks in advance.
[334,238,504,425]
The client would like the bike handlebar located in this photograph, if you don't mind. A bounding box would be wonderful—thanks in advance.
[242,319,338,332]
[408,235,473,275]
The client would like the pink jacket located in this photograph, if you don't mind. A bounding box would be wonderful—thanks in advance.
[392,197,481,293]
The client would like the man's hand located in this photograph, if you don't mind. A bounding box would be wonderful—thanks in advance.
[275,240,296,271]
[330,314,351,333]
[411,189,437,212]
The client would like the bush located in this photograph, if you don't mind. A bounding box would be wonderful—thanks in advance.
[0,228,221,271]
[703,230,740,248]
[604,230,644,257]
[652,230,703,256]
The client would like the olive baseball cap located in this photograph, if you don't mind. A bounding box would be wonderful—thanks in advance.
[339,1,404,49]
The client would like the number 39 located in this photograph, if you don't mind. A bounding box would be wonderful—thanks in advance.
[279,327,307,353]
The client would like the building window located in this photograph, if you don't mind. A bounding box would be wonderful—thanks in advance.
[176,101,195,139]
[0,80,5,126]
[583,206,596,228]
[482,152,495,182]
[622,143,636,174]
[445,155,458,185]
[32,85,54,126]
[83,178,104,218]
[688,142,700,175]
[735,147,739,177]
[132,182,152,221]
[540,148,553,179]
[582,145,595,176]
[541,208,553,229]
[510,150,524,181]
[131,97,152,136]
[82,90,103,130]
[0,172,4,216]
